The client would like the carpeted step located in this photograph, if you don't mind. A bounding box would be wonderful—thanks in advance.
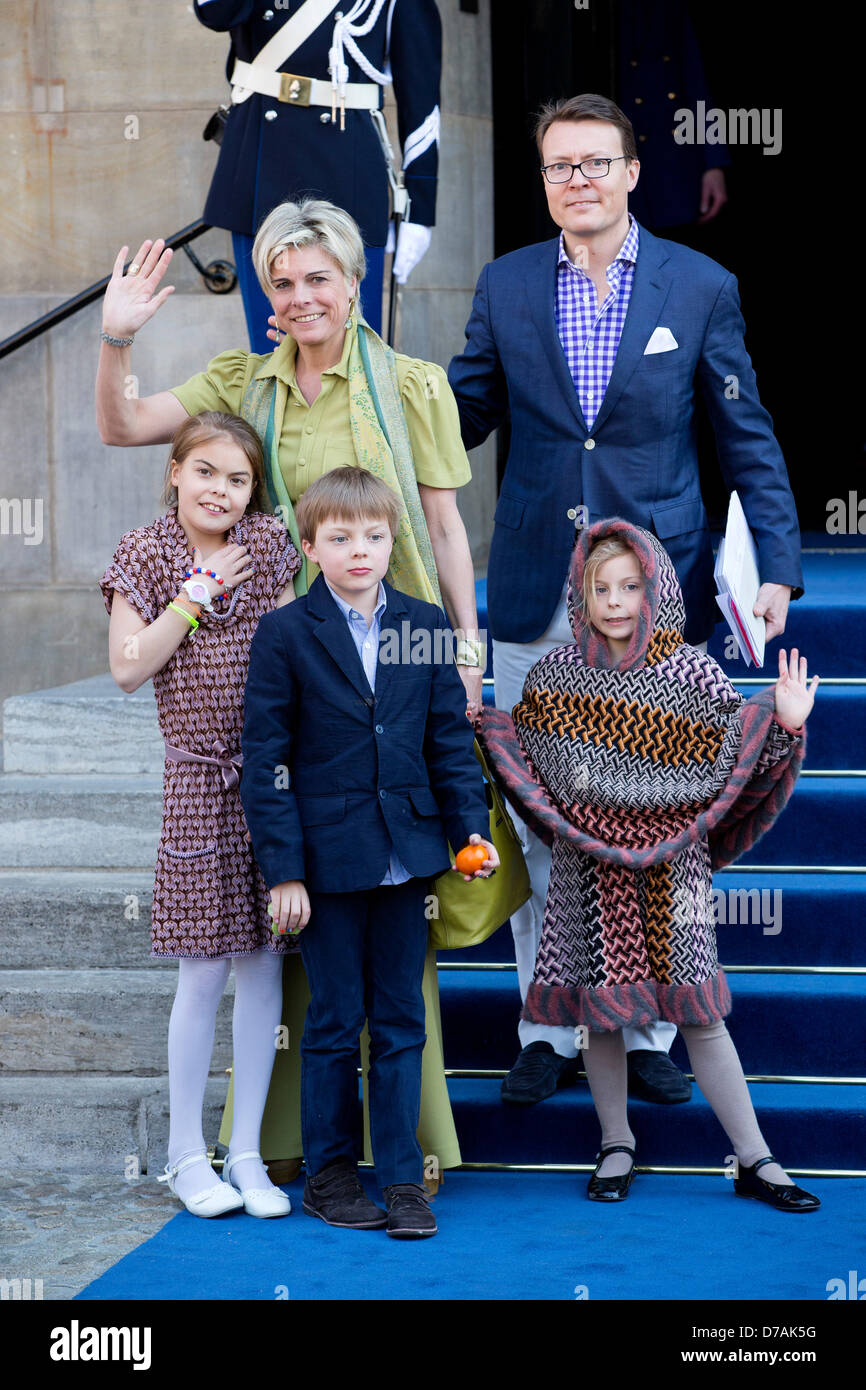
[445,1076,866,1171]
[481,678,866,772]
[439,871,866,968]
[476,553,866,677]
[737,777,864,866]
[436,969,866,1077]
[73,1169,866,1305]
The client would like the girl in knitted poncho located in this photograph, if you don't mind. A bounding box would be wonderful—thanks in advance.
[480,518,820,1210]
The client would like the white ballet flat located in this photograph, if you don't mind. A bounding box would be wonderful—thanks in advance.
[224,1149,291,1218]
[157,1150,244,1218]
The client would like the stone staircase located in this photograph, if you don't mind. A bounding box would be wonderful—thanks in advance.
[0,675,233,1175]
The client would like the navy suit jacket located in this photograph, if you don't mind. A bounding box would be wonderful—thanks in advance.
[241,576,489,893]
[448,225,802,645]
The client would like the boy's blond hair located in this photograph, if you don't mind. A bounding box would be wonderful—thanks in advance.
[295,466,404,544]
[580,536,639,626]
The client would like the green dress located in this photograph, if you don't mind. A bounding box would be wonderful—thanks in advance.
[171,323,473,1171]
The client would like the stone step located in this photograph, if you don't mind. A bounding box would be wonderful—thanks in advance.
[2,673,163,775]
[0,969,235,1073]
[1,1075,229,1175]
[0,775,161,867]
[0,871,156,968]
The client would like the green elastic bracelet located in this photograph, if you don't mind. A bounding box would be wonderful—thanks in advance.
[167,601,199,632]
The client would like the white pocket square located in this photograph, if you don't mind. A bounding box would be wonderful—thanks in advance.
[644,326,679,355]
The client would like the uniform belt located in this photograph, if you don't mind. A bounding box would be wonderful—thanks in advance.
[165,740,243,791]
[230,59,380,110]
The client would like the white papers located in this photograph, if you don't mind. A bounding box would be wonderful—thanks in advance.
[714,491,765,668]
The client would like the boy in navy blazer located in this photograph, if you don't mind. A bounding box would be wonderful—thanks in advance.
[241,468,496,1238]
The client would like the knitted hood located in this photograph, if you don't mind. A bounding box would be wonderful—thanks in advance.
[566,517,686,671]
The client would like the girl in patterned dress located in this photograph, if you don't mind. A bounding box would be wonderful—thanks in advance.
[101,412,301,1218]
[481,519,822,1211]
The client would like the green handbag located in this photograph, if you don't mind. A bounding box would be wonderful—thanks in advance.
[429,739,531,950]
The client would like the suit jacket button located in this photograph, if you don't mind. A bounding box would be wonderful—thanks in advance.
[265,109,278,122]
[567,508,577,520]
[263,8,274,18]
[584,438,596,450]
[375,724,384,734]
[379,789,387,799]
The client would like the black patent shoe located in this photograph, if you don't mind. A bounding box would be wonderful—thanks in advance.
[500,1042,581,1105]
[733,1156,821,1211]
[587,1145,636,1202]
[303,1158,388,1228]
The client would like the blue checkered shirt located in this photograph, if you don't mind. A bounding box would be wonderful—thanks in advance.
[325,580,411,886]
[554,215,640,431]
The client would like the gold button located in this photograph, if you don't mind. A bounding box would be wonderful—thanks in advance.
[635,97,643,105]
[663,54,670,62]
[639,134,647,143]
[668,92,676,99]
[630,58,638,66]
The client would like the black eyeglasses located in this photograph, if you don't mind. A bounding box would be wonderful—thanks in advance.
[541,156,629,184]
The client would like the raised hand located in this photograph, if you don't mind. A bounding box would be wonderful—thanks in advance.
[102,239,175,340]
[191,543,254,595]
[774,648,819,730]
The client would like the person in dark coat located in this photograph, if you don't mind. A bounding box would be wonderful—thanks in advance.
[195,0,442,345]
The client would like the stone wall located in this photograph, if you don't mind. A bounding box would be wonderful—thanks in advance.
[0,0,494,705]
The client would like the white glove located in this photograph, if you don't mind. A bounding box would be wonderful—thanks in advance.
[388,222,432,285]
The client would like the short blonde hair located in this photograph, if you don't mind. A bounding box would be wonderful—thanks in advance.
[252,198,366,306]
[580,536,639,626]
[295,467,404,545]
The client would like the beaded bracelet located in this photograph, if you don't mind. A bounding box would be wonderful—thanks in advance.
[184,567,225,587]
[100,331,135,347]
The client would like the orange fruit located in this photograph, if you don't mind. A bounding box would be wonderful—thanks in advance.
[455,844,488,875]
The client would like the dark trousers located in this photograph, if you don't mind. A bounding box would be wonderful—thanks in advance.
[299,876,429,1189]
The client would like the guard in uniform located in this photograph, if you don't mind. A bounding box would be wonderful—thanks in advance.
[616,0,729,231]
[196,0,442,344]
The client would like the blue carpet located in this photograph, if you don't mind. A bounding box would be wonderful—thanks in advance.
[75,1171,862,1302]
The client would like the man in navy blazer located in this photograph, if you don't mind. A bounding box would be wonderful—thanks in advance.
[241,468,494,1236]
[448,92,801,1111]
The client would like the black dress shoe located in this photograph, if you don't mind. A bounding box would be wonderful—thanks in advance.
[587,1145,636,1202]
[383,1183,438,1238]
[733,1156,821,1212]
[627,1048,692,1104]
[500,1041,581,1105]
[303,1158,388,1228]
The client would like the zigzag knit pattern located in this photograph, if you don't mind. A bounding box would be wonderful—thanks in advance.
[481,518,803,1031]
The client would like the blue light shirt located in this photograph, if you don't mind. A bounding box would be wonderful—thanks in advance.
[324,579,412,886]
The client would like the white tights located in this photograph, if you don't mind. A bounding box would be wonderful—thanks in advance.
[583,1021,793,1184]
[167,949,284,1201]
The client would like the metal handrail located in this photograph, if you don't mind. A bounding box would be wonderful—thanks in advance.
[0,220,221,361]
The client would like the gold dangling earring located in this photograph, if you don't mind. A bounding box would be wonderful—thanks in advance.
[344,296,355,331]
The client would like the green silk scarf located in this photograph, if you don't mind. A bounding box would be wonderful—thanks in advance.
[239,318,442,606]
